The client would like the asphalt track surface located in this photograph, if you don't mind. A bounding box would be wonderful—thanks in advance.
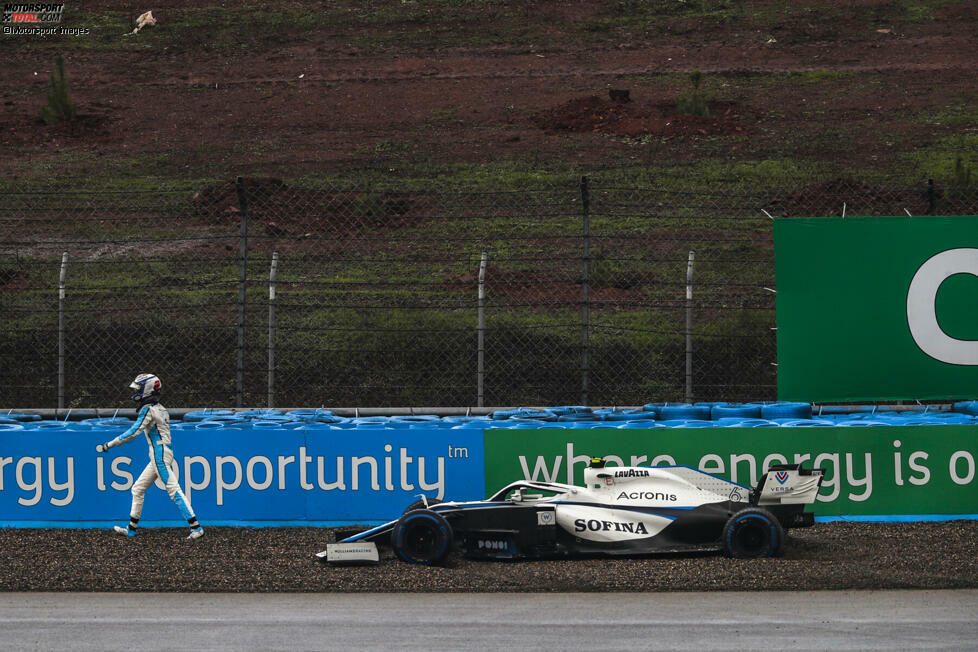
[1,590,975,651]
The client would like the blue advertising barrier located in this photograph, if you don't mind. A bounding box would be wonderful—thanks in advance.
[0,427,486,527]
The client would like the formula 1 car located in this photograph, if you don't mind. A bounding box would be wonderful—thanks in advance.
[322,459,824,565]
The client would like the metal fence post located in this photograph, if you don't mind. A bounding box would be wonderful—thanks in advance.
[57,252,68,410]
[234,176,249,408]
[927,178,936,214]
[580,176,590,406]
[477,249,488,407]
[685,250,695,403]
[268,251,279,409]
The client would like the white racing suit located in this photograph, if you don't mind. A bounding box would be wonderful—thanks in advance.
[104,402,201,533]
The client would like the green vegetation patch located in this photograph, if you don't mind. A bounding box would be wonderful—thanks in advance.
[923,102,978,127]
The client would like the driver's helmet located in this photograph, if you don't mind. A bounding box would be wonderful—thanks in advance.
[129,373,161,403]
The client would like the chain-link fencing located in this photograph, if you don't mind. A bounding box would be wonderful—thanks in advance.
[2,169,976,409]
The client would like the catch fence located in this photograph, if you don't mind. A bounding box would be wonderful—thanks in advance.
[1,171,975,409]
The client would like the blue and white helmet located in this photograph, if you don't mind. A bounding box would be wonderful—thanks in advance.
[129,373,161,402]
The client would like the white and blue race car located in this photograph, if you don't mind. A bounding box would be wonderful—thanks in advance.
[322,458,824,565]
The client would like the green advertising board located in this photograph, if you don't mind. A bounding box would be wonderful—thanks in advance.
[774,215,978,402]
[483,427,978,517]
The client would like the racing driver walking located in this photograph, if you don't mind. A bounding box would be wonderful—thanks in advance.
[95,374,204,540]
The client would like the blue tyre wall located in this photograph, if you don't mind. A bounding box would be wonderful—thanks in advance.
[82,417,134,427]
[836,419,892,426]
[716,418,778,427]
[953,401,978,416]
[549,406,593,417]
[10,403,978,433]
[442,415,491,424]
[491,408,556,421]
[295,423,333,432]
[390,415,441,425]
[285,409,335,422]
[710,403,762,420]
[556,413,599,422]
[188,414,243,425]
[2,413,41,422]
[29,421,70,430]
[759,402,813,420]
[441,417,486,427]
[451,421,492,429]
[593,409,657,422]
[235,410,269,420]
[655,404,712,421]
[777,419,835,427]
[642,402,669,411]
[182,410,235,422]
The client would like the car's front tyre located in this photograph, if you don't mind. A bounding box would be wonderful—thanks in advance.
[722,507,784,558]
[391,509,454,565]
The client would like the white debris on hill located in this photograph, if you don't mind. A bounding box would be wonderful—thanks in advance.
[129,11,156,35]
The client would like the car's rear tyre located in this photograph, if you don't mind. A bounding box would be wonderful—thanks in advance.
[402,497,443,514]
[391,509,454,565]
[722,508,784,558]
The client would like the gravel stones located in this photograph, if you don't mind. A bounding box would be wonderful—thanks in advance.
[2,521,976,592]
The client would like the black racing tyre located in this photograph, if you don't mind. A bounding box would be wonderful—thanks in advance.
[722,507,784,558]
[402,497,443,514]
[391,509,454,565]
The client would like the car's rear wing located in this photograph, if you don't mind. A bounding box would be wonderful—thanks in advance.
[752,464,825,506]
